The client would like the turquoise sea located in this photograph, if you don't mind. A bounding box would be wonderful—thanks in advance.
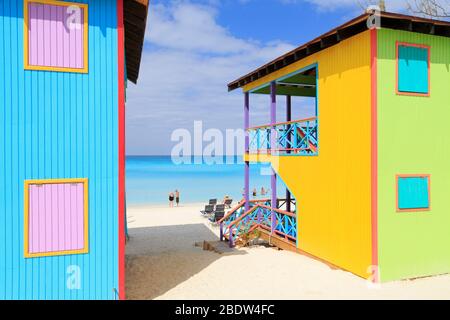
[126,156,286,205]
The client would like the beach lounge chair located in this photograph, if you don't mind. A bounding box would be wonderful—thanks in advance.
[201,204,214,216]
[209,199,218,206]
[209,210,225,223]
[208,204,226,223]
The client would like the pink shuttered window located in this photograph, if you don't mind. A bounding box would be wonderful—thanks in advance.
[24,1,88,73]
[24,179,89,258]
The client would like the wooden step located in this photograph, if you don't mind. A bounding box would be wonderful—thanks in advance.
[258,230,341,271]
[257,228,297,252]
[223,226,297,252]
[224,228,341,272]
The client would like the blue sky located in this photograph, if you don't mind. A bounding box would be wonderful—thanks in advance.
[126,0,408,155]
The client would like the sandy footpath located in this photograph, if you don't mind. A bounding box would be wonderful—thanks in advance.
[125,203,450,300]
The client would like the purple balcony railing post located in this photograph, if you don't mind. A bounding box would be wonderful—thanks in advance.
[245,92,250,152]
[286,95,292,213]
[270,82,277,154]
[220,222,224,241]
[270,82,277,234]
[244,92,250,212]
[271,173,277,234]
[229,226,234,248]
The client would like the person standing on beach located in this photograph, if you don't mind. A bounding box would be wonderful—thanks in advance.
[261,187,266,196]
[252,188,257,198]
[175,190,180,207]
[169,192,174,207]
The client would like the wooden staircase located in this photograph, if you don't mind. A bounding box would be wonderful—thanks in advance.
[257,228,297,252]
[222,226,297,252]
[219,200,297,251]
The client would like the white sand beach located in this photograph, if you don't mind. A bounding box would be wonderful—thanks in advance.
[126,203,450,300]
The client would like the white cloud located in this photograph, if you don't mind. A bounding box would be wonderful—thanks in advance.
[146,3,255,54]
[126,2,301,155]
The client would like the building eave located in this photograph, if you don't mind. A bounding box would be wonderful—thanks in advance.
[228,11,450,92]
[124,0,149,84]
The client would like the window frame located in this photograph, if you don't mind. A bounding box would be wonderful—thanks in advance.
[395,41,431,97]
[24,178,89,258]
[23,0,89,73]
[396,174,431,213]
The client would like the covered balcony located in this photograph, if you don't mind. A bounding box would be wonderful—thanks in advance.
[243,64,318,158]
[220,64,318,248]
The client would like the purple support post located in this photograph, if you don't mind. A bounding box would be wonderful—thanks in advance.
[271,172,277,233]
[286,95,292,149]
[286,95,292,213]
[270,82,277,154]
[229,226,234,248]
[244,92,250,212]
[220,223,224,241]
[270,82,277,234]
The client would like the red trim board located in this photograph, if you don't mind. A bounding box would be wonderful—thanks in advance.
[370,28,379,282]
[117,0,126,300]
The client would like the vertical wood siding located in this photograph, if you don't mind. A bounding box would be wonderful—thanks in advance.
[377,29,450,282]
[0,0,119,299]
[243,31,373,279]
[27,2,85,69]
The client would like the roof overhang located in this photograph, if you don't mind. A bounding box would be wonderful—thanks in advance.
[228,11,450,92]
[124,0,149,84]
[251,68,317,97]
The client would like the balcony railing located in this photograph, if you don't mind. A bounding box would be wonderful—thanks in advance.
[248,117,318,156]
[219,202,297,247]
[218,198,297,247]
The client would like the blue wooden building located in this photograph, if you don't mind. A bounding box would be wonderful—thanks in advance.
[0,0,148,299]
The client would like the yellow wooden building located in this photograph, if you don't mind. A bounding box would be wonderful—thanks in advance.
[221,11,450,282]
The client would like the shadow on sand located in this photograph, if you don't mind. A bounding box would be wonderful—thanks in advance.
[125,223,245,300]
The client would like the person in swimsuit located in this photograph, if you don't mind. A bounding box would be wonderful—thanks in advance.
[175,190,180,207]
[169,192,174,207]
[261,187,266,196]
[252,188,257,198]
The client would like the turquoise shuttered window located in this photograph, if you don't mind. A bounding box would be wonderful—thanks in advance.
[397,43,430,95]
[397,175,430,211]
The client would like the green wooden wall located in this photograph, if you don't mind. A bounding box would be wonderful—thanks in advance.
[377,28,450,281]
